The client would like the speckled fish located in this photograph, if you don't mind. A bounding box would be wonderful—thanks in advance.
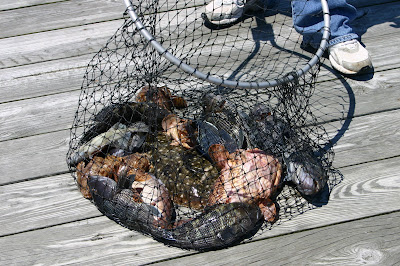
[69,122,149,166]
[79,102,170,145]
[208,144,282,223]
[201,93,248,149]
[284,151,328,196]
[146,133,219,210]
[88,175,263,251]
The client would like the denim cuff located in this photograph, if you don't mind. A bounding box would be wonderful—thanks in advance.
[328,33,359,47]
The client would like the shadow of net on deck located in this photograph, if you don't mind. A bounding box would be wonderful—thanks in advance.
[66,1,346,251]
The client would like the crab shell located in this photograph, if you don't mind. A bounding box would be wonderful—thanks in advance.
[76,155,123,198]
[76,153,151,199]
[161,114,195,149]
[208,144,282,222]
[136,85,187,111]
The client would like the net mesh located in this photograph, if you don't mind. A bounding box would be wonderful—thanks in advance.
[67,0,342,251]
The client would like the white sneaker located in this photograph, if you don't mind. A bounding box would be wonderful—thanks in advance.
[328,39,372,75]
[204,0,261,25]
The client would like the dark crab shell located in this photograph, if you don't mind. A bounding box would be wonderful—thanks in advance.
[196,120,238,157]
[201,93,248,149]
[284,151,328,196]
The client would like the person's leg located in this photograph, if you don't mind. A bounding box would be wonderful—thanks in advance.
[292,0,372,74]
[292,0,358,48]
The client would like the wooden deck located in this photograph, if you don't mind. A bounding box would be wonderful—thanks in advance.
[1,0,400,264]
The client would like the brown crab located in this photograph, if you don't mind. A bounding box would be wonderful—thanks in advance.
[136,85,187,111]
[207,144,282,222]
[76,153,151,199]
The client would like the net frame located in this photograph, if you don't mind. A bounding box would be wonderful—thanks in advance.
[123,0,331,89]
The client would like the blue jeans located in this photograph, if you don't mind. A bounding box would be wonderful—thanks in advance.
[291,0,358,48]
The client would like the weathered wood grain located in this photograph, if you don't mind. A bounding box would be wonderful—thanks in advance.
[0,0,395,37]
[0,108,399,187]
[1,1,400,69]
[0,157,399,264]
[1,61,399,144]
[0,0,66,11]
[0,173,101,237]
[0,2,399,107]
[0,215,193,265]
[0,53,92,83]
[0,0,125,38]
[0,130,70,184]
[0,0,394,11]
[0,1,399,264]
[0,0,212,38]
[0,90,78,141]
[0,20,121,69]
[155,211,400,265]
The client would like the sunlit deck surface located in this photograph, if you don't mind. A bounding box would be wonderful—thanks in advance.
[1,0,400,264]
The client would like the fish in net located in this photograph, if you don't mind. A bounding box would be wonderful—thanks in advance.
[67,0,343,250]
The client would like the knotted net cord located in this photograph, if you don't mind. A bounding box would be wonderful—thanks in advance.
[67,0,342,250]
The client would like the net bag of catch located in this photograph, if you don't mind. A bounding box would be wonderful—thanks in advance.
[67,0,342,250]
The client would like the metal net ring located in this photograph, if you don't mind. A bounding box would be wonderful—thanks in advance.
[123,0,330,89]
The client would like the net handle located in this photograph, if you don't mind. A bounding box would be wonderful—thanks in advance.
[123,0,330,89]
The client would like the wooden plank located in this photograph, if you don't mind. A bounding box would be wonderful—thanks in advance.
[0,28,398,109]
[0,66,85,104]
[0,0,65,11]
[0,215,193,265]
[0,90,78,141]
[1,62,400,142]
[1,1,400,69]
[0,10,397,108]
[0,53,92,83]
[0,130,70,184]
[155,211,400,265]
[0,107,399,191]
[0,0,125,38]
[0,0,214,38]
[0,157,399,264]
[0,20,122,69]
[0,0,395,37]
[0,0,394,12]
[1,25,399,105]
[0,173,101,237]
